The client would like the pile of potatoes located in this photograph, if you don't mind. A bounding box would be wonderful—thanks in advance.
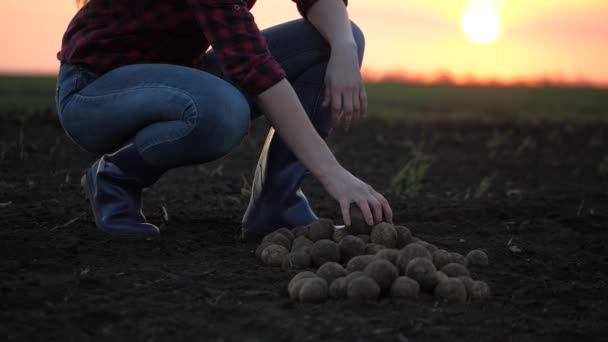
[255,214,491,304]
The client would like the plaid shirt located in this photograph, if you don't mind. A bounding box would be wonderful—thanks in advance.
[58,0,347,96]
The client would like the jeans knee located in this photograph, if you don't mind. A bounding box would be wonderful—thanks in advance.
[201,89,250,157]
[350,21,366,64]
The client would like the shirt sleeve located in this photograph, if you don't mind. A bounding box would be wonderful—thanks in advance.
[188,0,286,96]
[293,0,348,18]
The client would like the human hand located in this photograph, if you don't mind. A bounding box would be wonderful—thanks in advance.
[318,165,392,227]
[322,44,368,131]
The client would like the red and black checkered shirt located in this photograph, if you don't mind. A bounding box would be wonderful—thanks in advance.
[58,0,347,96]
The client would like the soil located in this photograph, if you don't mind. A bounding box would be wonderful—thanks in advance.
[1,111,607,341]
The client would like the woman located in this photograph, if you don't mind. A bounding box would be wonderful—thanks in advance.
[56,0,392,239]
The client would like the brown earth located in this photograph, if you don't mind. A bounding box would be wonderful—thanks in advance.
[1,111,607,341]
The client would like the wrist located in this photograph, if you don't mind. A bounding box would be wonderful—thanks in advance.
[330,40,358,55]
[313,159,343,184]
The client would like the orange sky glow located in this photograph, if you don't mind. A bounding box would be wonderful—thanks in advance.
[0,0,607,86]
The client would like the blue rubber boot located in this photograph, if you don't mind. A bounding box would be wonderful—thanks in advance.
[81,140,165,238]
[241,127,321,241]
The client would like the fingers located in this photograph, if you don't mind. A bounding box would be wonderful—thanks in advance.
[373,191,393,224]
[356,200,374,226]
[339,199,351,227]
[342,91,354,131]
[359,86,368,121]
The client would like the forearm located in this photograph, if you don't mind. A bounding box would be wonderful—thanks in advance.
[257,79,340,180]
[306,0,356,50]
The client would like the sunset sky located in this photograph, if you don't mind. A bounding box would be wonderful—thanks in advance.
[1,0,607,86]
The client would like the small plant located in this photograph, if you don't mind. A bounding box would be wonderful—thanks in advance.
[390,141,433,197]
[475,173,496,198]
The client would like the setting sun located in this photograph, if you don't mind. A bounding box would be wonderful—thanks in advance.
[462,3,501,44]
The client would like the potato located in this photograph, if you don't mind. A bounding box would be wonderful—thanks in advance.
[416,241,438,254]
[299,277,329,304]
[357,234,371,244]
[282,252,312,271]
[365,243,386,255]
[432,249,452,270]
[396,243,432,274]
[339,235,366,263]
[345,271,365,283]
[332,228,349,243]
[262,232,291,250]
[255,242,273,261]
[436,271,449,284]
[274,228,295,242]
[345,206,372,235]
[449,252,466,265]
[441,263,470,277]
[457,276,475,297]
[287,271,317,299]
[370,222,398,248]
[316,262,347,285]
[261,245,289,267]
[394,225,413,248]
[292,236,313,253]
[364,259,399,293]
[291,225,310,238]
[329,277,348,299]
[469,280,491,300]
[346,276,381,300]
[434,278,467,304]
[405,257,438,290]
[390,276,420,299]
[465,250,489,267]
[308,218,335,242]
[346,255,376,273]
[310,239,340,267]
[375,249,400,266]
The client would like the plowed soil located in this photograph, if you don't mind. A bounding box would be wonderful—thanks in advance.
[1,111,607,341]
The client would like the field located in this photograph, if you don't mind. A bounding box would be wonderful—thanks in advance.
[1,76,607,341]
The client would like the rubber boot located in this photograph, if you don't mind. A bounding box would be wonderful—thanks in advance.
[81,140,165,238]
[241,127,319,241]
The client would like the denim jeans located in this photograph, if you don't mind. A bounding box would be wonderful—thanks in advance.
[55,19,365,169]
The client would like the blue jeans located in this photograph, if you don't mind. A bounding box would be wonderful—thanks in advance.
[55,19,365,168]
